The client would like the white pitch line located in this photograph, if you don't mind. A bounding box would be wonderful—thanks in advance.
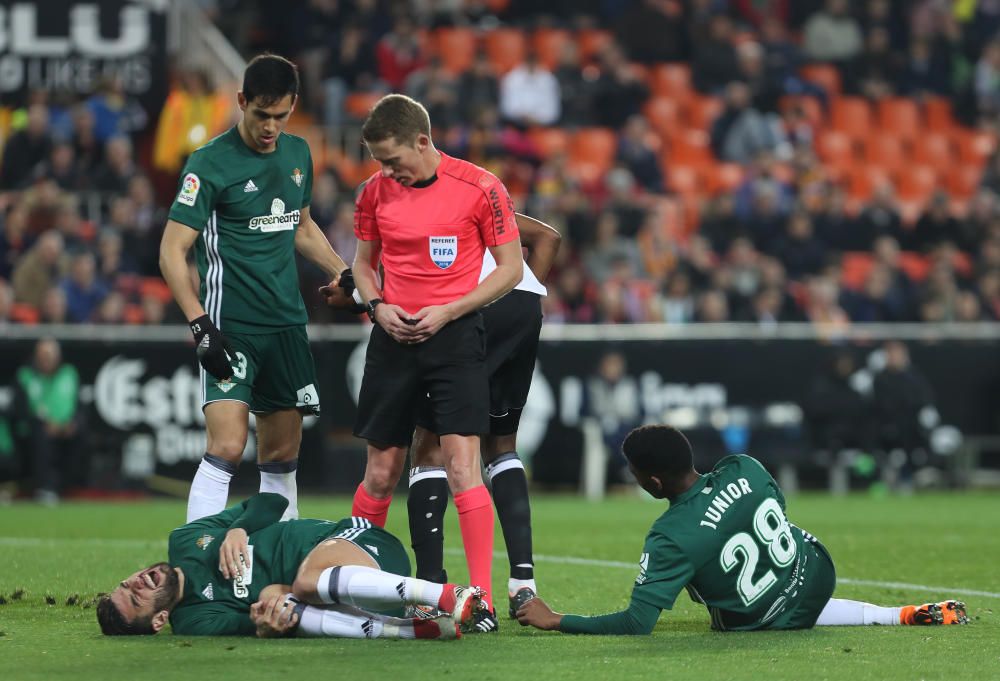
[2,538,996,600]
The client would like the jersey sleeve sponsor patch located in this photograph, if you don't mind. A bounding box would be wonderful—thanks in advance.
[177,173,201,206]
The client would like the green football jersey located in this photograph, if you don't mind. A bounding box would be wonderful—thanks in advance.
[167,501,341,636]
[631,455,810,630]
[167,127,313,333]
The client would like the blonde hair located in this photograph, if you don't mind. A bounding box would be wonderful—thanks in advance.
[361,94,431,146]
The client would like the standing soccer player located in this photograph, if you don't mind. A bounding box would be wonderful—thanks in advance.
[159,54,352,523]
[406,213,561,626]
[349,94,523,630]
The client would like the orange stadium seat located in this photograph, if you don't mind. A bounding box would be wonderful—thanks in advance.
[780,95,824,127]
[924,97,955,133]
[895,165,940,202]
[799,64,841,96]
[528,126,570,159]
[577,28,613,63]
[829,97,872,139]
[816,129,856,173]
[667,164,703,197]
[953,128,997,167]
[878,98,921,140]
[864,134,908,174]
[912,133,954,167]
[948,165,983,199]
[840,252,874,290]
[847,166,891,201]
[484,28,527,74]
[667,129,712,165]
[648,63,693,100]
[139,278,173,304]
[898,252,931,281]
[10,303,39,324]
[643,96,683,136]
[344,92,382,121]
[569,127,617,181]
[707,162,745,195]
[431,27,478,74]
[685,95,724,130]
[532,28,571,70]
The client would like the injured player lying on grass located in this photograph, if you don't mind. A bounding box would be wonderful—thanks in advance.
[96,493,482,639]
[516,425,970,634]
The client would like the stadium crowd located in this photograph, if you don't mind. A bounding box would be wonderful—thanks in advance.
[3,0,1000,326]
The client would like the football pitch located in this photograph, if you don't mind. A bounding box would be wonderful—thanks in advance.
[1,492,996,681]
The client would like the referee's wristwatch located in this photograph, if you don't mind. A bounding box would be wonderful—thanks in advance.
[365,298,383,322]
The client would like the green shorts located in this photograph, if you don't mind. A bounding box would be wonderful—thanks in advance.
[325,517,412,578]
[202,326,320,415]
[765,534,837,630]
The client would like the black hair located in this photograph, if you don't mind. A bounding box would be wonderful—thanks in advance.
[621,425,694,478]
[242,53,299,107]
[96,594,154,636]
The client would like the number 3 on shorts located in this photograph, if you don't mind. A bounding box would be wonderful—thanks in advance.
[720,498,797,606]
[231,351,248,380]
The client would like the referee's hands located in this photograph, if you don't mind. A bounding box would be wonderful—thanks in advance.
[408,304,455,342]
[372,303,423,344]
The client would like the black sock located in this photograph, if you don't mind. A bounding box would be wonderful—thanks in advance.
[487,452,534,580]
[407,467,449,584]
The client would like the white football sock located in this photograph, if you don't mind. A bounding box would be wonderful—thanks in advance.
[316,565,445,611]
[509,577,537,596]
[296,604,419,639]
[187,454,235,522]
[814,598,902,626]
[258,459,298,520]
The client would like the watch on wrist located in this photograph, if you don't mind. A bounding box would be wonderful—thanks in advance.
[366,298,383,322]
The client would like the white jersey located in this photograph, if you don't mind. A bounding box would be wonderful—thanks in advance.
[480,250,547,296]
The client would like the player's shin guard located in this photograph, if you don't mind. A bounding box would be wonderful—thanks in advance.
[295,604,450,639]
[455,485,495,609]
[315,565,445,612]
[407,466,450,583]
[187,453,236,522]
[258,459,298,521]
[351,482,392,527]
[487,452,535,590]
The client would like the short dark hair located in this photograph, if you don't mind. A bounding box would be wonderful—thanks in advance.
[621,425,694,478]
[242,53,299,107]
[361,94,431,146]
[96,594,154,636]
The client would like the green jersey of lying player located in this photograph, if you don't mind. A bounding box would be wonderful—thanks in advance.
[516,426,969,634]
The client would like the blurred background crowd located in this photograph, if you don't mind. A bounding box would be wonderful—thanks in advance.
[3,0,1000,329]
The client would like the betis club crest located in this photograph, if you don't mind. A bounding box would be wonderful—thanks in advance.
[291,168,303,187]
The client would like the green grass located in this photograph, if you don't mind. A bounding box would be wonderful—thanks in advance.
[1,492,997,681]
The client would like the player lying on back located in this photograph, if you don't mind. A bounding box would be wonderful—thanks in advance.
[96,493,481,639]
[517,425,969,634]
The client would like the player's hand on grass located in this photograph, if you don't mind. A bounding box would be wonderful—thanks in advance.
[189,314,235,380]
[218,528,249,580]
[250,593,299,638]
[516,596,562,631]
[408,304,456,342]
[374,303,421,343]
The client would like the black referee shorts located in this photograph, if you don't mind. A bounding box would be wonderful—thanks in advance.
[416,290,543,437]
[354,312,489,447]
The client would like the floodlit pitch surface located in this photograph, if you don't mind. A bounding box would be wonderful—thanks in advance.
[1,492,996,681]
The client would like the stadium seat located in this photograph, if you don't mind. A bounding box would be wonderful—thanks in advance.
[706,162,744,195]
[847,165,892,201]
[948,164,983,200]
[532,28,571,70]
[431,27,478,74]
[953,128,997,167]
[139,277,173,304]
[912,133,954,167]
[643,96,683,136]
[864,134,908,174]
[816,129,856,173]
[667,129,712,165]
[877,98,920,140]
[840,252,874,291]
[898,251,931,281]
[780,95,824,127]
[344,92,382,121]
[829,97,872,139]
[484,28,527,74]
[667,164,703,197]
[924,96,955,133]
[799,64,842,96]
[569,127,617,181]
[10,302,39,324]
[123,304,145,325]
[577,28,612,63]
[685,95,724,130]
[895,165,940,202]
[342,158,382,186]
[648,63,693,101]
[528,126,570,159]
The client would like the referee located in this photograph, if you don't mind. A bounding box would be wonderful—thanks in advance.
[349,94,523,626]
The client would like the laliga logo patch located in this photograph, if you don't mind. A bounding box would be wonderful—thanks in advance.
[429,236,458,269]
[176,173,200,206]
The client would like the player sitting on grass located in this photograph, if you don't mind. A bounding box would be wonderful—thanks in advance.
[96,493,481,639]
[517,425,969,634]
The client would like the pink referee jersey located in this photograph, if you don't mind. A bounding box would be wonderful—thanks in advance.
[354,152,520,314]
